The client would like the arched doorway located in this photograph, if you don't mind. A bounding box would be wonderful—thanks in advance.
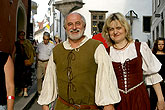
[16,1,27,40]
[17,7,25,40]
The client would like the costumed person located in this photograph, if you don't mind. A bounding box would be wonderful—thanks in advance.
[92,22,109,49]
[102,12,165,110]
[150,37,165,110]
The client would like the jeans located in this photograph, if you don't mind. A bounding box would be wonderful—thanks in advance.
[0,105,7,110]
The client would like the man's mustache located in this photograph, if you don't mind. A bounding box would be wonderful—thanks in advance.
[70,29,80,32]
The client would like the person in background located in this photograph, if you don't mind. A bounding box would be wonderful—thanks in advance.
[92,22,109,49]
[102,12,165,110]
[36,32,55,95]
[38,12,121,110]
[54,35,62,45]
[150,37,165,110]
[135,39,139,42]
[0,51,15,110]
[15,31,35,97]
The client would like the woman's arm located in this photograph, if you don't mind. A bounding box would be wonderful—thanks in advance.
[104,104,115,110]
[42,105,49,110]
[4,55,15,110]
[152,83,165,110]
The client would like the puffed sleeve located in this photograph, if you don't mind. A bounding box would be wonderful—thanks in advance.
[94,44,121,106]
[37,53,58,105]
[141,42,163,85]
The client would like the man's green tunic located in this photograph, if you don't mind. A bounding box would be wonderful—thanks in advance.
[53,39,101,110]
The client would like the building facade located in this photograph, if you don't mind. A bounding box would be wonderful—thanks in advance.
[54,0,152,42]
[151,0,165,46]
[0,0,31,54]
[41,0,152,43]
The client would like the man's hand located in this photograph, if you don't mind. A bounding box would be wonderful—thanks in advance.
[42,105,49,110]
[104,104,115,110]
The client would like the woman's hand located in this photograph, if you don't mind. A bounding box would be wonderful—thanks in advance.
[42,105,49,110]
[156,100,165,110]
[152,83,165,110]
[104,104,115,110]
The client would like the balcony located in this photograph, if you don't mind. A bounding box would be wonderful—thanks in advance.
[53,0,84,16]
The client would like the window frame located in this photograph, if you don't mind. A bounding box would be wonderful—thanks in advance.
[89,10,108,35]
[143,16,151,33]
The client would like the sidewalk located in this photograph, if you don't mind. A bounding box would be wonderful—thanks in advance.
[14,65,38,110]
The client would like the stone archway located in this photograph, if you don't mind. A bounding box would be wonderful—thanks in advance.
[54,0,84,16]
[16,0,27,40]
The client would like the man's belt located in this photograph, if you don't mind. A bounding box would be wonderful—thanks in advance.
[58,96,98,109]
[38,59,49,62]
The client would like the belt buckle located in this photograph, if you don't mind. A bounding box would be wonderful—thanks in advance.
[74,104,81,110]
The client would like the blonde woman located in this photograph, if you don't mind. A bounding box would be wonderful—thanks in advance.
[102,12,165,110]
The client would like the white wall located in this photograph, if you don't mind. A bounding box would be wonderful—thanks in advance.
[34,32,43,43]
[72,0,152,42]
[49,1,65,42]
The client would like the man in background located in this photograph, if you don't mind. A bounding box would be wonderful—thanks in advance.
[36,32,55,95]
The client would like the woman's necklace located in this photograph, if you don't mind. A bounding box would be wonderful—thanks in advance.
[113,42,129,50]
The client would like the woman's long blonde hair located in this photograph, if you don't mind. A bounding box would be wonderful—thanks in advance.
[102,12,133,46]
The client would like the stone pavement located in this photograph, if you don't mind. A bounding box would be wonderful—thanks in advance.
[14,81,37,110]
[14,65,38,110]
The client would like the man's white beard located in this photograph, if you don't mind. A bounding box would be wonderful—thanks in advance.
[67,29,84,41]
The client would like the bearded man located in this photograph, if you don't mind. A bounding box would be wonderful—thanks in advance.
[38,12,121,110]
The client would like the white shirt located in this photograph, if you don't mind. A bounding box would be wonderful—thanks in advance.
[37,36,121,106]
[110,41,163,85]
[36,42,55,60]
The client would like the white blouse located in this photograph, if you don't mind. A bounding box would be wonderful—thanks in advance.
[110,41,163,85]
[37,36,121,106]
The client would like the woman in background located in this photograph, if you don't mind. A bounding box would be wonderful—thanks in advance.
[54,35,62,45]
[151,37,165,110]
[15,31,35,97]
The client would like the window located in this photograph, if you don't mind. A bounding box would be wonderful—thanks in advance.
[143,16,151,33]
[99,15,103,20]
[93,15,97,20]
[89,10,108,35]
